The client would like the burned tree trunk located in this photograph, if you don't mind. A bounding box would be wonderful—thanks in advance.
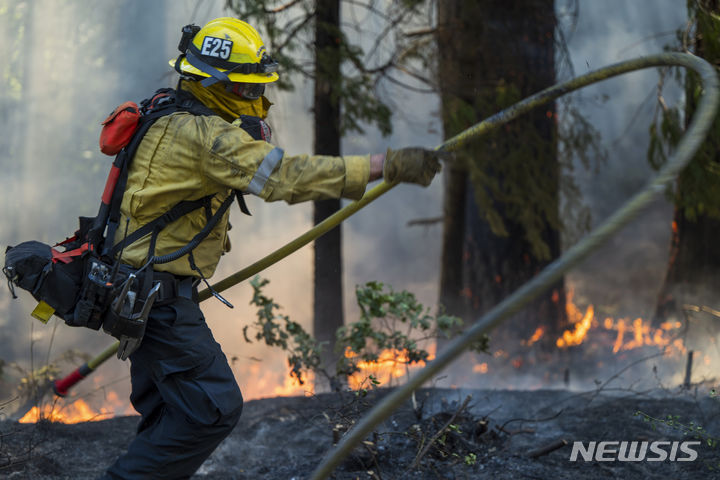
[437,0,566,352]
[653,0,720,341]
[313,0,344,386]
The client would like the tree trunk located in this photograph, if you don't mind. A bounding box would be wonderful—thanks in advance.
[438,165,468,321]
[437,0,565,353]
[313,0,344,387]
[653,0,720,342]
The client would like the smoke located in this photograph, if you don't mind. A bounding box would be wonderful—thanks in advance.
[0,0,704,419]
[0,0,443,413]
[561,0,684,320]
[436,0,698,391]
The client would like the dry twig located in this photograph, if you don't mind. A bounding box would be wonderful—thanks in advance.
[409,395,472,470]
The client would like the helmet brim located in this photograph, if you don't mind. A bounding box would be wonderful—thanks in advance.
[169,57,279,84]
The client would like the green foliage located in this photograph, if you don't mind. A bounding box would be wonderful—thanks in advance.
[225,0,430,136]
[634,409,719,448]
[245,276,324,385]
[244,277,488,387]
[648,1,720,221]
[336,281,488,380]
[352,373,381,398]
[336,74,393,135]
[8,348,90,417]
[635,388,720,471]
[557,104,602,245]
[446,85,604,260]
[648,99,683,171]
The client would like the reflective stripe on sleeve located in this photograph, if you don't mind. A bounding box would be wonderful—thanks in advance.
[246,147,284,195]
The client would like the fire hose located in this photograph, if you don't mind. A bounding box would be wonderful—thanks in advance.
[309,52,719,479]
[48,52,718,479]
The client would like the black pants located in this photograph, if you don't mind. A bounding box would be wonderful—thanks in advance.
[101,297,243,479]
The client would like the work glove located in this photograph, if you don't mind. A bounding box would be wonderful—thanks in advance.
[383,147,446,187]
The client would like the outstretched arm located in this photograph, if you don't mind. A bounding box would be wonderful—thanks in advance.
[203,118,443,203]
[369,153,385,181]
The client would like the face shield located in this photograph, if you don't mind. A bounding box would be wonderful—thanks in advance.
[225,82,266,100]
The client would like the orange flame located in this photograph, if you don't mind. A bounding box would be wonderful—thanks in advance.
[525,326,545,346]
[604,316,686,354]
[344,346,435,390]
[19,398,113,424]
[557,305,594,348]
[555,292,686,354]
[613,319,626,353]
[473,362,489,374]
[243,362,313,399]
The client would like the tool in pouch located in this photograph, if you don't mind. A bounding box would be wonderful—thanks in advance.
[3,86,264,359]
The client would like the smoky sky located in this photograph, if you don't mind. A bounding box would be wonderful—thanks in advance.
[0,0,693,409]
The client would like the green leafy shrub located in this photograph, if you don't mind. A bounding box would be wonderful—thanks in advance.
[244,276,489,388]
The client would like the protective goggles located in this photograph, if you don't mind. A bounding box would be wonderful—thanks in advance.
[225,82,266,100]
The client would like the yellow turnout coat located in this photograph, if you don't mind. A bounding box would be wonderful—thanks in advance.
[114,106,370,278]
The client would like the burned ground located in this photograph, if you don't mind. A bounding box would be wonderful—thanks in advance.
[1,387,719,479]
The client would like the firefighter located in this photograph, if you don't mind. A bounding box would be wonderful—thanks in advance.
[100,17,442,479]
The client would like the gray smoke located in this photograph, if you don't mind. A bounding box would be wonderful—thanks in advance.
[0,0,698,417]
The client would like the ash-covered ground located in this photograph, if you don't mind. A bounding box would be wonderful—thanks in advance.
[1,196,712,480]
[1,386,719,479]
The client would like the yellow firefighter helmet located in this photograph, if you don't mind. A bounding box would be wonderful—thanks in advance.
[170,17,279,86]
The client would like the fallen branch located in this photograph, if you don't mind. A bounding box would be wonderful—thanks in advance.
[527,439,568,458]
[406,217,443,227]
[503,428,536,436]
[498,409,564,433]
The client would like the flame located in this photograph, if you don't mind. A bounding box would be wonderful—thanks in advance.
[613,319,626,353]
[18,288,696,424]
[557,305,594,348]
[556,287,597,348]
[525,326,545,346]
[344,345,435,390]
[604,316,686,354]
[243,362,313,399]
[555,292,686,354]
[274,372,313,397]
[19,398,113,424]
[473,362,489,374]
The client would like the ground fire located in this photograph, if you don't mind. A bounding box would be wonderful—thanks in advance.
[17,292,699,426]
[18,390,129,424]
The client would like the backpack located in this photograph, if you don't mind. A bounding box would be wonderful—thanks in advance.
[3,88,268,355]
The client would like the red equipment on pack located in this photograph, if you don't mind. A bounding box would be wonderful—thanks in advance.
[4,87,262,357]
[99,101,141,155]
[3,89,223,346]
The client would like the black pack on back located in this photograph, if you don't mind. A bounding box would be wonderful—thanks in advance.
[3,88,262,341]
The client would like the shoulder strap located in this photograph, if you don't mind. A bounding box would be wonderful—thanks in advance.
[101,89,220,257]
[102,88,267,262]
[109,195,215,258]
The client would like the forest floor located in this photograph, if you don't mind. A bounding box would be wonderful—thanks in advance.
[1,386,719,479]
[2,199,717,479]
